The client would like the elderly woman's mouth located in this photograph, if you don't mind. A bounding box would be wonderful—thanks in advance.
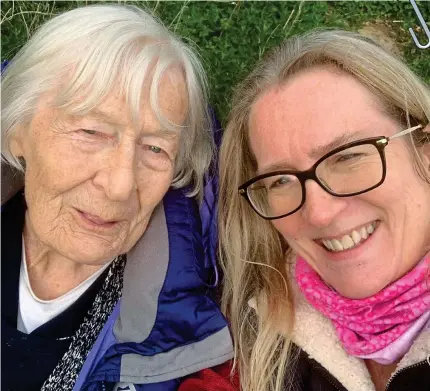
[76,209,119,228]
[316,220,380,252]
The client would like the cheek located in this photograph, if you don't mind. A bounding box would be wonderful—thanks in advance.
[363,162,419,213]
[136,168,174,209]
[25,135,95,196]
[22,109,91,191]
[381,147,418,193]
[272,216,302,242]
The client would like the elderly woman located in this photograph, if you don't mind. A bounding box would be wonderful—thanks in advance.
[181,30,430,391]
[1,4,232,391]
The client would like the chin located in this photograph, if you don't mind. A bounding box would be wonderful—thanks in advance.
[66,242,122,266]
[73,253,118,266]
[331,280,389,299]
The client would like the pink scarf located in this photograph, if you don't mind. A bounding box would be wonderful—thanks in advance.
[295,255,430,363]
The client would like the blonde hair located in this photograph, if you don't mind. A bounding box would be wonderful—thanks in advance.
[1,4,212,199]
[219,29,430,391]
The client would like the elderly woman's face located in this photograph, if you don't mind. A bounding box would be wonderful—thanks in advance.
[11,71,187,265]
[249,67,430,299]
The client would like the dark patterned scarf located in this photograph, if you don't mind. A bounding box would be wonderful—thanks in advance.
[41,255,126,391]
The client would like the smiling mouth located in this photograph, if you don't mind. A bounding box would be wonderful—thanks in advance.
[316,220,380,253]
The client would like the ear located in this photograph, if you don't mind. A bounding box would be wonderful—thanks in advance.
[9,127,25,158]
[420,124,430,171]
[9,124,28,160]
[2,128,26,205]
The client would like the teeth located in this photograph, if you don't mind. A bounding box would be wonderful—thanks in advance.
[351,230,361,244]
[332,239,343,251]
[360,226,368,239]
[321,222,377,252]
[341,235,355,249]
[323,240,334,251]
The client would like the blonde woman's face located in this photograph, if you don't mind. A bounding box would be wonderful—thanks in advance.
[248,67,430,299]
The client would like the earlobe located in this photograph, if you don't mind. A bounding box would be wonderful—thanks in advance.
[9,131,25,158]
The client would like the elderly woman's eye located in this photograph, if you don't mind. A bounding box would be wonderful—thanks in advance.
[149,145,162,154]
[80,129,98,136]
[142,145,172,162]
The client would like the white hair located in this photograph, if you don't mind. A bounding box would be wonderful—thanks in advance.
[1,4,213,199]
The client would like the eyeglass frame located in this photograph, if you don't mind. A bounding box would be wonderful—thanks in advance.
[238,125,423,220]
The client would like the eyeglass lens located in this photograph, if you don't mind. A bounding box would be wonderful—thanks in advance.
[247,143,384,218]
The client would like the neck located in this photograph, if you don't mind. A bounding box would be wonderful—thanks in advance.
[365,359,399,391]
[23,213,104,300]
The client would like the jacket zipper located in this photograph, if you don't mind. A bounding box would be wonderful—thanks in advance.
[311,355,430,391]
[385,356,430,391]
[313,363,344,391]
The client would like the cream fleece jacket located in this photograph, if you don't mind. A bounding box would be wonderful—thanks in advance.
[248,280,430,391]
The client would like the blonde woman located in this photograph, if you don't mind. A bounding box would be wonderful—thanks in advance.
[181,30,430,391]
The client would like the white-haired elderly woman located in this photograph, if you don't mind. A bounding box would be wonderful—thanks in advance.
[1,5,232,391]
[184,30,430,391]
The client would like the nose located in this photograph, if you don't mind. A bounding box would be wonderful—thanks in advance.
[301,180,348,228]
[93,142,137,202]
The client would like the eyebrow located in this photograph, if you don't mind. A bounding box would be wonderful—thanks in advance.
[84,108,124,125]
[79,109,180,140]
[257,130,370,175]
[142,128,180,141]
[308,131,370,159]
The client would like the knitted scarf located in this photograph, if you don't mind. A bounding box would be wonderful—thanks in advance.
[295,255,430,364]
[41,255,126,390]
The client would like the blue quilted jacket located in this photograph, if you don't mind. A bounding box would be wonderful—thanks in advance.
[72,119,232,390]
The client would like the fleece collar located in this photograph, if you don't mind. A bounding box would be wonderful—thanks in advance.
[290,282,430,391]
[248,278,430,391]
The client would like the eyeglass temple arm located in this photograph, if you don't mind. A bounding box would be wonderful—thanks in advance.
[388,124,423,141]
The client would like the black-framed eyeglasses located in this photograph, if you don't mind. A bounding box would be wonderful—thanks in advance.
[239,125,423,220]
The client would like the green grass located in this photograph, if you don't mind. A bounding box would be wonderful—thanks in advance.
[1,1,429,124]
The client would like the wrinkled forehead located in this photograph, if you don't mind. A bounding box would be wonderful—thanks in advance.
[50,61,189,133]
